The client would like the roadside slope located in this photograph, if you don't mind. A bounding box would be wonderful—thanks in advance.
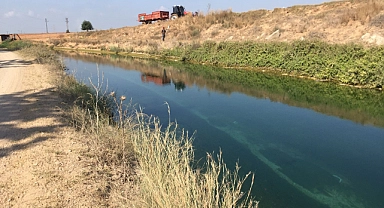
[0,50,95,207]
[22,0,384,52]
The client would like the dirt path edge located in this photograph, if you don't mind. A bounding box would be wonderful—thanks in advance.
[0,50,96,207]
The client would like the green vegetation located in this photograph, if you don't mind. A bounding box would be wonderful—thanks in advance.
[0,39,32,51]
[162,60,384,127]
[8,41,258,207]
[162,40,384,88]
[1,40,65,68]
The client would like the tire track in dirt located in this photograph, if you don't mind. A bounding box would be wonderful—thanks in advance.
[0,50,96,207]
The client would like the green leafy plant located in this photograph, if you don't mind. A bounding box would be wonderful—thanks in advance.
[162,40,384,88]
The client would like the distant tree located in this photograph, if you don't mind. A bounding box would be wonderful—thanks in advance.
[81,20,94,32]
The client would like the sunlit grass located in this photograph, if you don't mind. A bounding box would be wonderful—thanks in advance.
[63,67,258,207]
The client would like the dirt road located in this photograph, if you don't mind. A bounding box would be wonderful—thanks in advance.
[0,50,95,207]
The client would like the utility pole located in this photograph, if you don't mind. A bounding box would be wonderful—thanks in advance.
[65,18,69,33]
[45,18,49,33]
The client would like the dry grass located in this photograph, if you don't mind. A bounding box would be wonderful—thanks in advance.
[65,76,139,205]
[180,9,267,31]
[18,43,66,68]
[340,0,384,25]
[64,71,258,207]
[6,41,258,207]
[22,0,384,53]
[132,111,257,207]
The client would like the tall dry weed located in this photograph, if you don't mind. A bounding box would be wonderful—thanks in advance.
[340,0,384,25]
[67,71,258,207]
[131,111,258,208]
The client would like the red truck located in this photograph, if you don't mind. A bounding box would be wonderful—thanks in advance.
[138,11,169,24]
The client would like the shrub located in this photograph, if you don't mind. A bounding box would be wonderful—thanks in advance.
[163,40,384,88]
[0,40,33,51]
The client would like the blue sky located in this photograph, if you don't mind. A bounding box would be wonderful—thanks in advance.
[0,0,328,34]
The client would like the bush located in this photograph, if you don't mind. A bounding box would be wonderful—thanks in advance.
[163,40,384,88]
[0,40,33,51]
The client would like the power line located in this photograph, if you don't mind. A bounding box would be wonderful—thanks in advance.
[26,15,44,21]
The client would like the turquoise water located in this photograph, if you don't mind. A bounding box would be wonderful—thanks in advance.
[63,54,384,208]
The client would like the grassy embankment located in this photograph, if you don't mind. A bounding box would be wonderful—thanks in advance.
[0,40,258,207]
[52,0,384,88]
[58,38,384,89]
[56,36,384,89]
[161,40,384,89]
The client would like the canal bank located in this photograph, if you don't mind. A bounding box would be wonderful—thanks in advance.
[63,52,384,208]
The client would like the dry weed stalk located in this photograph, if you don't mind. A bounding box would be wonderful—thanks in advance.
[131,111,258,208]
[67,66,258,207]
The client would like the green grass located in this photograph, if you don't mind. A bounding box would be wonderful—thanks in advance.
[0,40,33,50]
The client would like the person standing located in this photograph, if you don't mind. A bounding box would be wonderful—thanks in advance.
[161,27,166,41]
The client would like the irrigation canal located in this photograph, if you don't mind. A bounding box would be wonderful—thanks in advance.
[62,52,384,208]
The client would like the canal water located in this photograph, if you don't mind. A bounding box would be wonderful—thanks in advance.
[62,53,384,208]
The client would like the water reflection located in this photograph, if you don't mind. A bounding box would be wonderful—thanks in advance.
[173,80,186,91]
[61,52,384,208]
[141,70,171,86]
[140,69,186,91]
[60,52,384,128]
